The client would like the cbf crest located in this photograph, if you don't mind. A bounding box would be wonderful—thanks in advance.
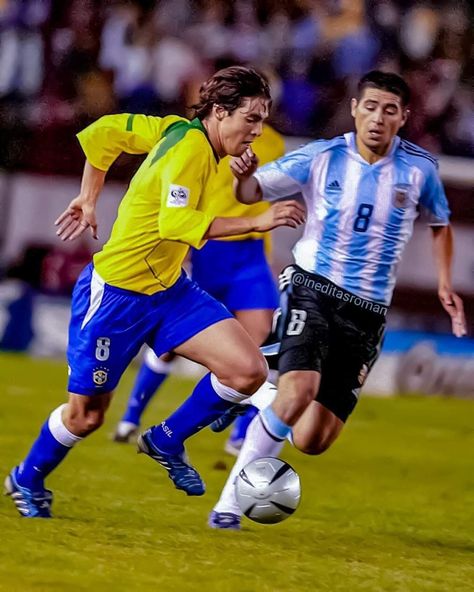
[392,183,411,208]
[93,367,108,386]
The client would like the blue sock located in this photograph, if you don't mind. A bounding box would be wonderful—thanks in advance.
[150,373,237,453]
[16,420,71,490]
[122,363,168,426]
[230,405,258,441]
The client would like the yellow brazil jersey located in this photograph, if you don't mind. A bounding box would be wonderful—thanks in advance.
[77,114,218,294]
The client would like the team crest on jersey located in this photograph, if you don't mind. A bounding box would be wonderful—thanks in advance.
[93,368,108,386]
[167,184,190,207]
[392,184,411,208]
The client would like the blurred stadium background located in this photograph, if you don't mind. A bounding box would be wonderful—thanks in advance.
[0,0,472,395]
[0,2,473,591]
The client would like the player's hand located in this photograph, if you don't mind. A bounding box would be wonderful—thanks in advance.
[55,196,98,241]
[230,147,259,180]
[438,288,467,337]
[253,200,306,232]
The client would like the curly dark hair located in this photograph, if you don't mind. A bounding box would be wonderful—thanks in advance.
[192,66,271,119]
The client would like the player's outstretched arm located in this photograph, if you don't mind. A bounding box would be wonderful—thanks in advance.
[57,113,177,241]
[55,161,104,241]
[231,147,263,204]
[205,200,306,239]
[431,225,467,337]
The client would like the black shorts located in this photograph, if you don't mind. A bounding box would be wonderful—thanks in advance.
[264,266,386,422]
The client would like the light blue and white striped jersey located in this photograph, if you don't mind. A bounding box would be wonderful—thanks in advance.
[254,132,450,305]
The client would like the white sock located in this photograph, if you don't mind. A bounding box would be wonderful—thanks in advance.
[247,380,278,410]
[213,413,286,515]
[48,404,83,447]
[247,382,294,444]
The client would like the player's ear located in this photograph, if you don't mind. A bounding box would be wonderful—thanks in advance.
[400,108,410,127]
[214,104,228,121]
[350,98,358,118]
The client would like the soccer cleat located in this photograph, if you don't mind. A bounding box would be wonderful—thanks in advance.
[208,510,241,530]
[137,429,205,496]
[113,421,139,443]
[210,404,247,433]
[4,467,53,518]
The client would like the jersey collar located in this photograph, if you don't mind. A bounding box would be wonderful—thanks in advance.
[191,118,220,163]
[345,131,400,166]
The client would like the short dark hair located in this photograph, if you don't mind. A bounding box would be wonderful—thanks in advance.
[192,66,271,119]
[358,71,411,106]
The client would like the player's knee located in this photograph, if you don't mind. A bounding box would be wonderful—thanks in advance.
[283,375,318,409]
[67,408,106,436]
[228,354,268,394]
[84,409,106,433]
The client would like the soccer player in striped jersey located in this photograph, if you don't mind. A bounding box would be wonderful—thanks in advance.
[4,67,306,517]
[209,70,467,529]
[111,123,285,451]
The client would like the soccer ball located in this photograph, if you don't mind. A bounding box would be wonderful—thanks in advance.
[235,457,301,524]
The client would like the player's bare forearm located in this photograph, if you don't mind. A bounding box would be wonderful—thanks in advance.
[205,200,306,239]
[432,225,453,291]
[55,161,104,241]
[233,176,262,204]
[431,225,467,337]
[231,147,262,204]
[205,216,258,239]
[79,161,107,205]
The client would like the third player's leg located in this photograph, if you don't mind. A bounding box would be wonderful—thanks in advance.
[234,308,274,345]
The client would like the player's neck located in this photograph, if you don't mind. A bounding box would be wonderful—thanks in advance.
[201,118,225,159]
[355,135,392,164]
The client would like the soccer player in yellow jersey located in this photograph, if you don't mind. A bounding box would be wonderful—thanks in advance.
[5,67,305,517]
[110,124,285,450]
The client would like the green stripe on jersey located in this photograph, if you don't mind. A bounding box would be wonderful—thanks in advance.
[126,114,135,131]
[150,118,208,167]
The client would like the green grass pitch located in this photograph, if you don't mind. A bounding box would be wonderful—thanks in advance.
[0,353,473,592]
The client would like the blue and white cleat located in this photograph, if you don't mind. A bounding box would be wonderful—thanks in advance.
[208,510,241,530]
[4,467,53,518]
[137,429,205,496]
[210,404,247,433]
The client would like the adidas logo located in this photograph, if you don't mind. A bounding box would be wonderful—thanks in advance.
[278,266,295,290]
[327,180,341,191]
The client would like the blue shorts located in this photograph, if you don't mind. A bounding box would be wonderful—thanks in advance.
[191,239,278,311]
[67,264,232,395]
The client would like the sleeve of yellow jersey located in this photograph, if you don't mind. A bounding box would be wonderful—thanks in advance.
[157,132,215,249]
[77,113,185,171]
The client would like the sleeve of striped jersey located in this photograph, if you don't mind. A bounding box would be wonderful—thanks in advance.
[158,141,214,249]
[254,143,316,201]
[419,164,451,226]
[76,114,182,171]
